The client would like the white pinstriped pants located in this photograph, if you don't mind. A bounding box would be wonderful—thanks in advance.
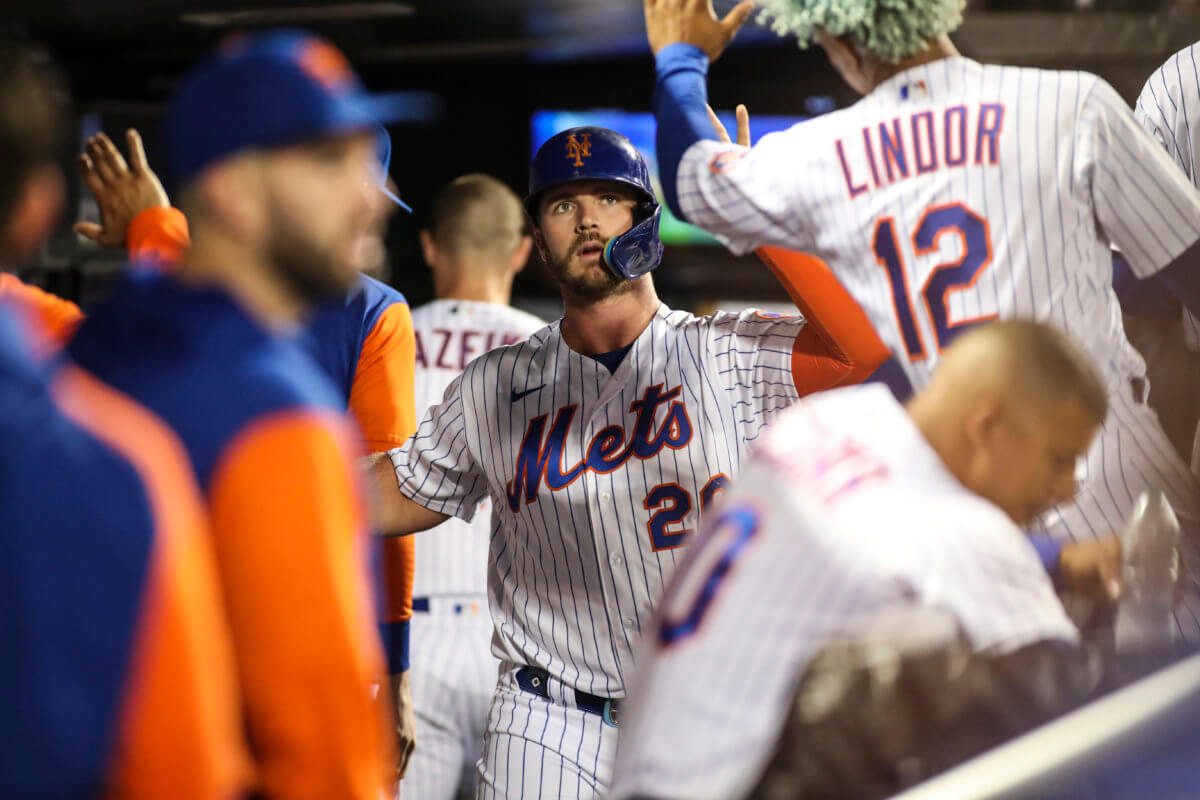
[399,601,498,800]
[475,665,619,799]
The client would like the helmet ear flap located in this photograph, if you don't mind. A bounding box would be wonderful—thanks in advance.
[602,205,663,280]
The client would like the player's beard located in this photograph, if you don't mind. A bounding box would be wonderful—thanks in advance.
[264,209,358,306]
[544,234,635,303]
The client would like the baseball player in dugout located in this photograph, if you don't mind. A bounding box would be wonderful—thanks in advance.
[67,31,405,799]
[400,174,545,799]
[612,321,1111,800]
[0,41,250,798]
[646,0,1200,634]
[1133,40,1200,470]
[74,120,422,788]
[370,122,905,796]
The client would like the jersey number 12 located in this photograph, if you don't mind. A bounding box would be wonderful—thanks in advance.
[872,201,996,360]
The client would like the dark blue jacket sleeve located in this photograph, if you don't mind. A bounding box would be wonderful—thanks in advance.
[653,43,718,220]
[1112,252,1181,319]
[1155,238,1200,319]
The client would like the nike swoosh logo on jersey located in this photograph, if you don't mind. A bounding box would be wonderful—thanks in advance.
[511,385,545,401]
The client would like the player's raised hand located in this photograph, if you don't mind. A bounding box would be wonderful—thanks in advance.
[73,129,170,248]
[705,103,751,146]
[645,0,755,61]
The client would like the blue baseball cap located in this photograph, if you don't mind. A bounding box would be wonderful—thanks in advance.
[373,126,411,212]
[167,29,408,194]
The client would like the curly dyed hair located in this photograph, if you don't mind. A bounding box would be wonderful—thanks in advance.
[758,0,966,64]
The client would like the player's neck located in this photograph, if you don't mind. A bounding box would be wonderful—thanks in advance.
[436,268,513,306]
[560,277,659,355]
[906,391,969,483]
[181,235,308,329]
[868,35,960,92]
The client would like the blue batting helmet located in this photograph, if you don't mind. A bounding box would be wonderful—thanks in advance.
[525,126,663,280]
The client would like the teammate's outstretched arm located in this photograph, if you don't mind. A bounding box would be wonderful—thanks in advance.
[368,454,450,535]
[644,0,753,218]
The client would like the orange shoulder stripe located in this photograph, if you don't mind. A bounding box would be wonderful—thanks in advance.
[52,364,250,800]
[349,301,416,452]
[207,409,389,800]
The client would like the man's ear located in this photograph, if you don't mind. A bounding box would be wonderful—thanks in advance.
[532,229,548,262]
[509,235,533,276]
[963,400,1003,455]
[3,166,64,262]
[419,229,437,270]
[200,157,267,241]
[815,29,870,93]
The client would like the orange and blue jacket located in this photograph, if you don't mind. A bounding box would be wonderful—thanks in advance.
[0,273,83,353]
[131,206,417,672]
[68,273,390,800]
[0,299,250,799]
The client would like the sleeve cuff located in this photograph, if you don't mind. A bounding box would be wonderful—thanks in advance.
[1029,534,1065,587]
[381,619,411,673]
[126,206,190,265]
[654,42,710,77]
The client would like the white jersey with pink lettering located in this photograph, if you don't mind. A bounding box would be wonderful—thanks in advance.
[610,384,1079,800]
[1134,41,1200,350]
[400,298,544,800]
[674,57,1200,598]
[388,304,807,798]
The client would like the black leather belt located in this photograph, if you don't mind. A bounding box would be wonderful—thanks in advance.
[515,666,621,727]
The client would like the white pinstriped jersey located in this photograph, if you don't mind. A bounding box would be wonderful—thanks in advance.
[1135,42,1200,350]
[676,56,1200,550]
[611,384,1078,800]
[409,299,544,597]
[389,305,805,696]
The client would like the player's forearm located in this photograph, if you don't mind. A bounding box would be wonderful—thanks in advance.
[755,246,893,393]
[368,454,450,535]
[379,533,414,673]
[653,43,718,220]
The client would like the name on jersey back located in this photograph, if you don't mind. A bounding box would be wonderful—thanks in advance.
[836,102,1005,199]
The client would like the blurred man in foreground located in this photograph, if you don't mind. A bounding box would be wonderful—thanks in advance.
[75,120,422,778]
[0,40,249,798]
[68,31,395,798]
[613,321,1109,800]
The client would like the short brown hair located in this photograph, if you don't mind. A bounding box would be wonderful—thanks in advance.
[0,41,67,231]
[427,173,525,257]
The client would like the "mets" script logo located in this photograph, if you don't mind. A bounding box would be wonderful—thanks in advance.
[506,383,692,512]
[565,132,592,167]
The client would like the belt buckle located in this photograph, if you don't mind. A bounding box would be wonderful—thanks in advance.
[602,698,619,728]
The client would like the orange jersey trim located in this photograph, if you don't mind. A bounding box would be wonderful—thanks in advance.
[349,301,417,452]
[127,207,190,268]
[207,410,388,800]
[51,365,250,800]
[349,302,418,628]
[754,246,891,396]
[0,274,83,352]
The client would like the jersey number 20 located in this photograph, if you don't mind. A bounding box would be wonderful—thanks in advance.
[872,201,996,359]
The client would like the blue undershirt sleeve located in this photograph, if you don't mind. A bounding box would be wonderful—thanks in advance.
[653,43,718,221]
[1029,534,1065,588]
